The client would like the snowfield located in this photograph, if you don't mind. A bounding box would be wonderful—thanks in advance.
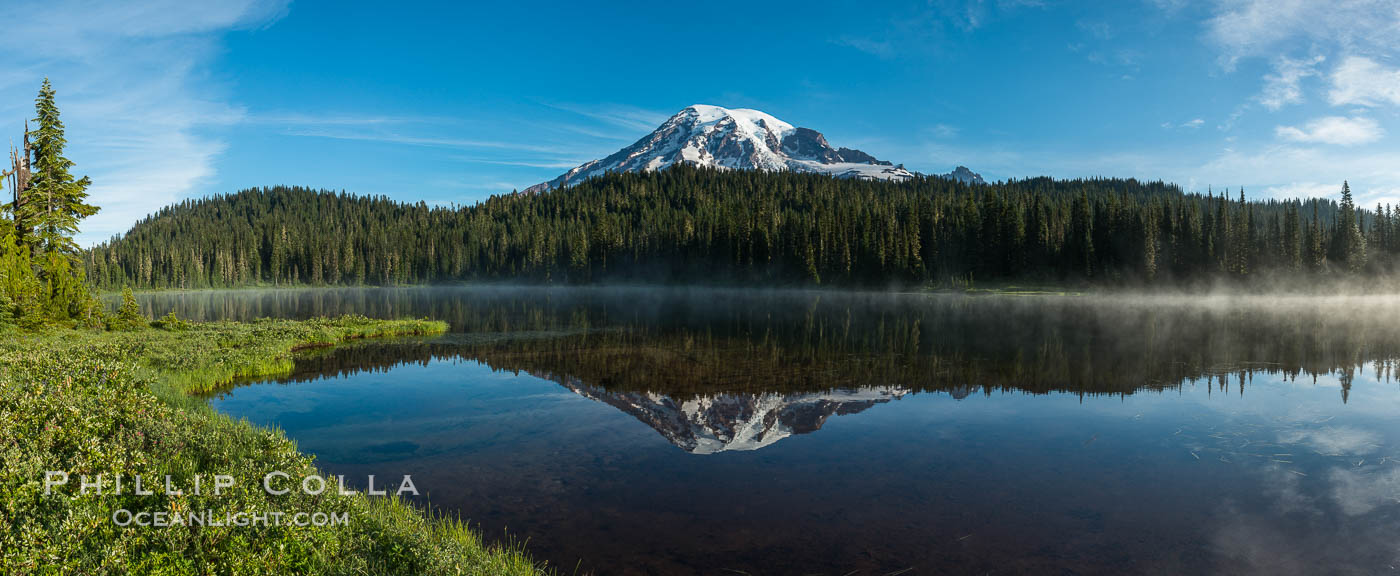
[524,104,922,193]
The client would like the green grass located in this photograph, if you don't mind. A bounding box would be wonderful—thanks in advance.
[0,315,548,575]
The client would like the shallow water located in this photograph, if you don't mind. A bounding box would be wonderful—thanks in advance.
[145,287,1400,575]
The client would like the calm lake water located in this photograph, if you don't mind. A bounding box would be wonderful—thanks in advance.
[140,287,1400,575]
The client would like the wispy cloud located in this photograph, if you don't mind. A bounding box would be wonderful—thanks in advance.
[919,131,1400,204]
[247,112,456,127]
[545,123,638,142]
[282,128,570,154]
[1161,118,1206,131]
[1329,56,1400,108]
[451,157,586,170]
[1192,142,1400,201]
[0,0,289,245]
[1076,19,1114,40]
[542,102,670,133]
[1259,181,1343,200]
[1147,0,1191,15]
[1258,55,1325,111]
[1202,0,1400,129]
[832,35,895,59]
[929,124,960,139]
[1205,0,1400,71]
[1275,116,1384,146]
[829,0,1046,58]
[424,177,521,192]
[1194,0,1400,197]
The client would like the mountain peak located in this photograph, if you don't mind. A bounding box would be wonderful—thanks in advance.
[682,104,795,137]
[943,165,987,185]
[523,105,917,193]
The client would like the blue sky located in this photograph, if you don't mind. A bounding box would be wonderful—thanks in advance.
[2,0,1399,245]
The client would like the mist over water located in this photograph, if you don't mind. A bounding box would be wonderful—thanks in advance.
[148,287,1400,574]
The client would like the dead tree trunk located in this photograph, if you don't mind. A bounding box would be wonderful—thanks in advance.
[4,121,33,243]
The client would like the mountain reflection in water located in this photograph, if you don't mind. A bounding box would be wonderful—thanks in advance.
[543,372,908,453]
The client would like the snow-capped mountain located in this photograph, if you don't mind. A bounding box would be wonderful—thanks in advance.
[524,105,920,193]
[536,370,908,453]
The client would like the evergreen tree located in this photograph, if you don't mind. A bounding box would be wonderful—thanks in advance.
[1070,190,1094,278]
[16,79,97,259]
[114,285,145,329]
[0,80,100,326]
[1339,181,1367,272]
[1143,204,1159,280]
[1309,200,1326,270]
[1233,189,1250,275]
[0,233,42,327]
[1284,203,1301,271]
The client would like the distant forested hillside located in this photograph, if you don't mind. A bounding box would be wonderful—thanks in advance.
[84,166,1391,289]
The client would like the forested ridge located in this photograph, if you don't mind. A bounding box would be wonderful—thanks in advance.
[85,165,1391,289]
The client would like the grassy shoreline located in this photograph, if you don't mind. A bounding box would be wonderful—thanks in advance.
[0,315,547,575]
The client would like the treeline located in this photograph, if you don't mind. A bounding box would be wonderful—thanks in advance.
[85,165,1391,289]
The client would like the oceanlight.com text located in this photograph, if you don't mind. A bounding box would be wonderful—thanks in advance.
[112,509,351,527]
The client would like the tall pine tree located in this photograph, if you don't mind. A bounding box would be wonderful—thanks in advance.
[18,78,97,259]
[1339,181,1366,273]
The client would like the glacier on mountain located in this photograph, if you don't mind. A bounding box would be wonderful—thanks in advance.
[524,104,919,193]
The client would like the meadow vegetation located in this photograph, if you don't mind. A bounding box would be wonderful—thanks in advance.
[0,80,546,575]
[0,313,547,575]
